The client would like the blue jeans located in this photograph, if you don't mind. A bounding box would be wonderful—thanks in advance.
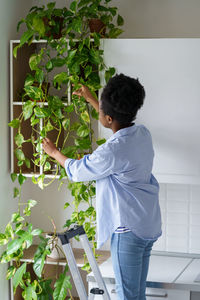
[111,231,156,300]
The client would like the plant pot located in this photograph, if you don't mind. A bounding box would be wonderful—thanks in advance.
[46,233,65,259]
[88,18,106,36]
[43,16,64,39]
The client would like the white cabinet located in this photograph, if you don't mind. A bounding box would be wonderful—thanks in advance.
[146,288,190,300]
[100,39,200,184]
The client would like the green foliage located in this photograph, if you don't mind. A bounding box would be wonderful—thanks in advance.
[13,262,27,293]
[4,0,124,298]
[53,265,72,300]
[33,237,51,278]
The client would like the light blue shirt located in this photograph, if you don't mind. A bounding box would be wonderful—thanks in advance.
[65,124,162,248]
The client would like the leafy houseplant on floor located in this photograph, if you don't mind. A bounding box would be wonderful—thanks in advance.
[0,1,124,299]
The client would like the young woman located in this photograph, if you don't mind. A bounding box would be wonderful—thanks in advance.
[42,73,162,300]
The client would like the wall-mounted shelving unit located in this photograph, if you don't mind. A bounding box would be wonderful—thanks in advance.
[10,40,72,178]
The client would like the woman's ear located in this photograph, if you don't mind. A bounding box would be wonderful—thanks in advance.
[105,115,113,124]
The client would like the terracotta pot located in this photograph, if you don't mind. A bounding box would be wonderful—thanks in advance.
[43,16,64,39]
[88,18,106,36]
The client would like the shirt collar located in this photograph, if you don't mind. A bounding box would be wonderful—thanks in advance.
[107,123,137,141]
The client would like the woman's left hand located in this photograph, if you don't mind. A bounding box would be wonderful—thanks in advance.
[42,138,58,158]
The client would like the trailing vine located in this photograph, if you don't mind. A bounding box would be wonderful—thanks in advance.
[0,1,124,298]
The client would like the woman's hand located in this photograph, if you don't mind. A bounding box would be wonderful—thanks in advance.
[42,138,58,158]
[42,138,68,168]
[72,84,99,112]
[72,85,94,101]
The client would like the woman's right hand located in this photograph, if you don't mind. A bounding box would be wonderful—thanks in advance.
[72,84,99,112]
[72,85,94,102]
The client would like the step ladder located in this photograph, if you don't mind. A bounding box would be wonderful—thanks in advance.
[58,225,111,300]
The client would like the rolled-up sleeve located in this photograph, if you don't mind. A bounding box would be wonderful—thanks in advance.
[64,144,114,182]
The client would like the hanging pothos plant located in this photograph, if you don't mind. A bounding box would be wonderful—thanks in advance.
[0,1,124,299]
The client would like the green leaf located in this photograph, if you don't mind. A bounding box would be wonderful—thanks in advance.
[28,199,37,208]
[23,100,35,120]
[45,60,53,71]
[0,233,9,245]
[15,133,25,147]
[15,149,25,161]
[53,72,68,89]
[72,17,82,33]
[33,239,50,277]
[91,108,99,120]
[84,65,92,79]
[17,160,24,167]
[117,14,124,26]
[89,48,102,65]
[18,174,26,186]
[66,49,77,63]
[53,265,72,300]
[5,223,14,239]
[80,111,90,123]
[47,2,56,9]
[8,119,20,128]
[7,238,23,255]
[25,157,31,169]
[34,107,49,118]
[31,229,43,236]
[32,176,37,184]
[38,174,45,189]
[45,120,54,132]
[20,30,34,47]
[77,124,90,137]
[32,16,45,37]
[96,138,106,146]
[64,104,74,113]
[52,57,66,68]
[24,74,35,87]
[70,1,77,13]
[61,146,77,158]
[22,285,37,300]
[29,54,41,71]
[11,173,17,182]
[108,27,123,38]
[24,86,43,101]
[13,262,27,292]
[37,279,53,299]
[11,212,24,223]
[35,69,44,84]
[31,118,39,126]
[105,67,115,83]
[13,44,20,59]
[64,202,70,209]
[14,187,20,198]
[75,138,91,150]
[62,118,70,130]
[6,265,16,280]
[23,207,31,217]
[44,161,51,172]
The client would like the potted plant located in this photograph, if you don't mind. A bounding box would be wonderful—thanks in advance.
[1,0,124,298]
[75,0,124,37]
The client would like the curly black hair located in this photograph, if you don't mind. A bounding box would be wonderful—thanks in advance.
[100,73,145,125]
